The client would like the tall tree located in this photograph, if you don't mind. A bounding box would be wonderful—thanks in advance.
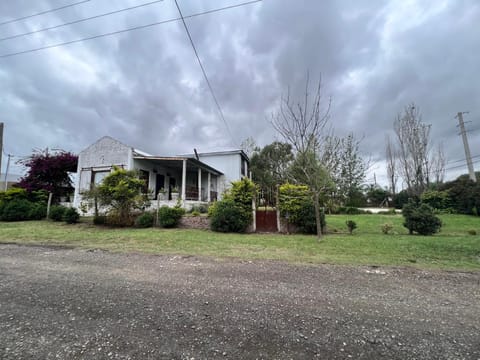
[18,149,77,201]
[271,75,331,239]
[394,103,433,196]
[250,141,293,205]
[385,134,398,198]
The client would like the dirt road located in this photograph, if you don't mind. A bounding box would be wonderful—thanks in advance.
[0,244,479,359]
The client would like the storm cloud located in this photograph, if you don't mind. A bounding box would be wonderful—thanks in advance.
[1,0,479,185]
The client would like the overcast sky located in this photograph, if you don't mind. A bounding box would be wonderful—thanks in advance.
[1,0,479,187]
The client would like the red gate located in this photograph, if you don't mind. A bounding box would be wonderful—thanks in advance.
[256,210,278,232]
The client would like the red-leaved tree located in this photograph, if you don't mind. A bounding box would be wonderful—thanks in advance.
[17,149,78,200]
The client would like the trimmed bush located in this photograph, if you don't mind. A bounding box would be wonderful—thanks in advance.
[381,223,394,234]
[135,212,154,228]
[158,206,185,228]
[1,199,32,221]
[210,199,251,233]
[63,208,80,224]
[49,205,67,221]
[28,203,47,220]
[402,202,442,235]
[346,220,357,234]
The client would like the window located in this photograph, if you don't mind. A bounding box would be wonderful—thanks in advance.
[91,170,110,189]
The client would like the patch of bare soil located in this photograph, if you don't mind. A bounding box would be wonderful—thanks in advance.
[0,244,479,359]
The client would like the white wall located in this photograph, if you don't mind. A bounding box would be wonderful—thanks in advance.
[73,136,132,210]
[198,153,243,198]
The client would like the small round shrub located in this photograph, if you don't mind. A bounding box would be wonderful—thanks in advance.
[381,222,394,234]
[28,203,47,220]
[93,215,107,225]
[346,220,357,234]
[402,202,442,236]
[210,199,251,233]
[49,205,67,221]
[191,210,201,217]
[135,212,154,228]
[467,229,477,236]
[158,206,185,228]
[1,199,32,221]
[63,208,80,224]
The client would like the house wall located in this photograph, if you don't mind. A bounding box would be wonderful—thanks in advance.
[198,153,244,197]
[73,136,133,210]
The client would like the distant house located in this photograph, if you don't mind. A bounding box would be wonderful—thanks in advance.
[73,136,249,212]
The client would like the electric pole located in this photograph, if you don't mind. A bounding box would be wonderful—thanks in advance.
[456,112,476,182]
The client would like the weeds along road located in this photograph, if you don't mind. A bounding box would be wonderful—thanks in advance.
[0,244,479,359]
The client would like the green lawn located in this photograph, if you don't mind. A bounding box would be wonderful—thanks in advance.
[0,214,479,270]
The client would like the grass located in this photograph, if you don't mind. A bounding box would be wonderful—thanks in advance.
[0,214,479,270]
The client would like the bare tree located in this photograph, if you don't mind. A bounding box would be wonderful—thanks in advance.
[394,103,433,196]
[385,134,398,198]
[431,143,446,184]
[271,74,332,240]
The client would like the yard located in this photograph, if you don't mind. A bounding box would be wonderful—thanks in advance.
[0,214,478,270]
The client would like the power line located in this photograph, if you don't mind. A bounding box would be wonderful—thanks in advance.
[0,0,165,42]
[174,0,238,147]
[0,0,262,59]
[444,159,480,172]
[446,154,480,165]
[0,0,91,27]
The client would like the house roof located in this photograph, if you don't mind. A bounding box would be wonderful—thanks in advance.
[181,149,250,162]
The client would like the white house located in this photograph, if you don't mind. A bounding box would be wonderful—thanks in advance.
[73,136,249,212]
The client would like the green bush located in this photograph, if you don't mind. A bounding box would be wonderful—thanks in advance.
[467,229,477,236]
[28,203,47,220]
[337,206,366,215]
[381,223,394,234]
[1,199,32,221]
[49,205,67,221]
[93,215,107,225]
[135,212,154,228]
[189,204,208,214]
[210,199,251,233]
[63,208,80,224]
[158,206,185,228]
[421,190,451,210]
[294,199,326,234]
[346,220,357,234]
[402,202,442,235]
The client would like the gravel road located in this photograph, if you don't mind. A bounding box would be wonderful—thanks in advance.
[0,244,479,359]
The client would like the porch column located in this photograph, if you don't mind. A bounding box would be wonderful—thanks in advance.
[198,168,202,201]
[181,159,187,202]
[207,173,211,202]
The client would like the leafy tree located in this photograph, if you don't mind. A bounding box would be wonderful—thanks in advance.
[439,174,480,215]
[250,141,293,205]
[17,149,77,201]
[420,190,451,210]
[85,166,149,226]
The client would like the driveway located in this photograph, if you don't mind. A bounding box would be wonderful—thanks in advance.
[0,244,479,359]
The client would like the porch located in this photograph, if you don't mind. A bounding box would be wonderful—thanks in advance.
[132,155,223,206]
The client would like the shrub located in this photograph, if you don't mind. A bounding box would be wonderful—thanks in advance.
[421,190,451,210]
[467,229,477,236]
[63,208,80,224]
[158,206,185,228]
[210,199,251,233]
[93,215,107,225]
[381,223,394,234]
[294,199,326,234]
[28,203,47,220]
[1,199,32,221]
[49,205,67,221]
[189,204,208,214]
[346,220,357,234]
[337,206,366,215]
[402,202,442,235]
[135,212,154,228]
[191,210,201,217]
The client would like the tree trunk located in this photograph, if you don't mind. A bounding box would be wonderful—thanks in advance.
[314,192,323,241]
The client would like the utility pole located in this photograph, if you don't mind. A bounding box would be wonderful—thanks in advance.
[456,112,476,182]
[4,153,11,191]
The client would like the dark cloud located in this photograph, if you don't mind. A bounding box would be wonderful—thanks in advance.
[1,0,478,184]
